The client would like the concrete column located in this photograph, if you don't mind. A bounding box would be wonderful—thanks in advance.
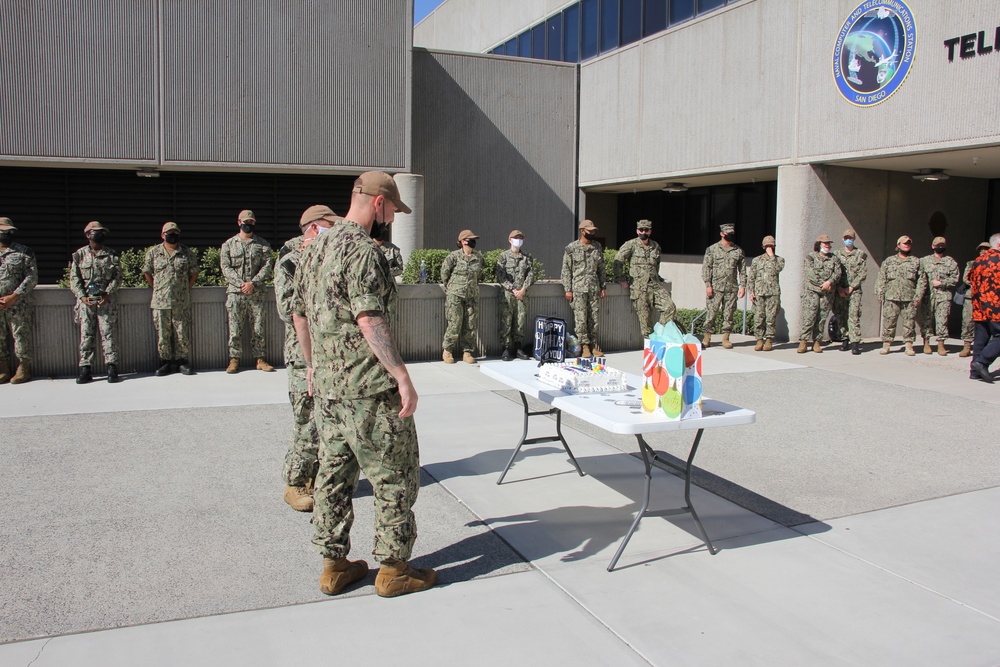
[392,173,424,267]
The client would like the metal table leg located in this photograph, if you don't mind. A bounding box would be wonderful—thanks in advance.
[497,391,585,485]
[607,428,716,571]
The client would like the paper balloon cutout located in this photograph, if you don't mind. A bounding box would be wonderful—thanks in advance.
[682,376,702,405]
[662,381,682,418]
[665,345,685,378]
[641,380,657,412]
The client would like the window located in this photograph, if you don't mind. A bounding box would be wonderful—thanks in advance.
[581,0,599,59]
[669,0,695,25]
[563,5,581,62]
[518,31,531,57]
[504,37,518,56]
[643,0,667,36]
[621,0,642,46]
[600,0,620,53]
[547,15,562,60]
[531,23,546,59]
[698,0,726,13]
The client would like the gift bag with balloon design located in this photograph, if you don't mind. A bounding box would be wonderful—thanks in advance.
[641,322,703,421]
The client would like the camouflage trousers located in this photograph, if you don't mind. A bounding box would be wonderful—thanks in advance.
[283,368,319,487]
[752,294,780,340]
[75,300,118,366]
[881,299,917,342]
[704,289,737,335]
[0,301,32,364]
[798,290,833,342]
[443,294,478,353]
[961,297,974,342]
[917,292,953,342]
[631,283,676,338]
[833,290,864,344]
[499,291,528,350]
[312,390,420,562]
[570,290,600,346]
[152,307,192,360]
[226,293,267,358]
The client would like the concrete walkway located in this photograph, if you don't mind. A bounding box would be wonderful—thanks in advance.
[1,335,998,666]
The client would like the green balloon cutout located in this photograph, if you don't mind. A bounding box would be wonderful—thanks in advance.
[662,382,682,419]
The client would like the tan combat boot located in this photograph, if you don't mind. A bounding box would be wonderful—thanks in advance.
[937,340,948,356]
[462,351,477,364]
[256,357,275,372]
[581,344,591,358]
[922,338,932,355]
[442,349,455,364]
[319,557,369,596]
[375,558,437,598]
[959,341,972,358]
[0,359,10,384]
[796,340,808,353]
[879,342,891,355]
[763,338,773,352]
[754,339,764,351]
[9,364,29,384]
[284,485,314,512]
[721,333,733,349]
[591,344,603,356]
[226,357,239,374]
[702,332,712,349]
[813,340,823,353]
[904,341,916,356]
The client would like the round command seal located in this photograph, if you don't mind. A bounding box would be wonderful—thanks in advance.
[833,1,917,107]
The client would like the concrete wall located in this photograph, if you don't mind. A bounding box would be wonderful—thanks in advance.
[415,0,570,52]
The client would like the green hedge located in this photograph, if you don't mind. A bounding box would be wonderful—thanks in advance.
[402,248,545,285]
[672,308,754,336]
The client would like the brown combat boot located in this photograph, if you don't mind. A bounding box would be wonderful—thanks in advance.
[905,342,916,356]
[283,485,314,512]
[581,344,591,358]
[0,359,10,384]
[319,557,369,596]
[721,333,733,349]
[375,558,437,598]
[796,340,808,353]
[226,357,239,374]
[256,357,275,372]
[9,364,29,384]
[937,340,948,356]
[813,340,823,353]
[442,349,455,364]
[591,344,603,356]
[922,338,932,355]
[763,338,773,352]
[959,341,972,358]
[879,342,891,355]
[702,332,712,349]
[754,339,764,351]
[462,351,477,364]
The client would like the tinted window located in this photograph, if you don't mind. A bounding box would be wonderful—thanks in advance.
[518,31,531,57]
[581,0,599,59]
[621,0,642,45]
[547,16,562,60]
[504,38,518,56]
[698,0,726,13]
[670,0,695,24]
[600,0,620,53]
[563,5,581,62]
[531,23,545,58]
[643,0,667,35]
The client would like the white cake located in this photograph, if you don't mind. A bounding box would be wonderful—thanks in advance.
[538,358,628,394]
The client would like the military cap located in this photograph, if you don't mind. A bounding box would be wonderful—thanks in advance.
[578,220,598,231]
[842,229,856,239]
[509,229,525,239]
[161,221,181,234]
[817,234,832,243]
[720,223,735,234]
[636,219,652,230]
[353,171,412,215]
[299,204,337,228]
[897,235,912,245]
[932,236,946,246]
[761,235,776,248]
[84,221,109,234]
[977,241,992,251]
[238,209,256,223]
[457,229,479,242]
[0,217,15,231]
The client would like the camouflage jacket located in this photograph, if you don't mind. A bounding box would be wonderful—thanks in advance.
[802,251,842,294]
[747,253,785,297]
[835,248,868,291]
[875,254,920,301]
[613,238,663,288]
[142,244,198,310]
[441,249,483,299]
[220,234,272,297]
[914,253,960,301]
[702,241,746,291]
[0,243,38,299]
[274,235,305,366]
[379,242,404,278]
[561,240,606,293]
[292,219,397,400]
[495,249,535,292]
[70,245,121,301]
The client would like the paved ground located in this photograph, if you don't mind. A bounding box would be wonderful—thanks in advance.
[1,335,998,666]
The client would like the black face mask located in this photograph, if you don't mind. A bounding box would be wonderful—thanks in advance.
[239,223,254,234]
[165,232,180,244]
[723,233,736,242]
[0,231,13,245]
[933,246,946,254]
[370,221,388,240]
[465,239,477,249]
[583,232,596,241]
[89,231,107,243]
[638,233,650,240]
[899,248,911,256]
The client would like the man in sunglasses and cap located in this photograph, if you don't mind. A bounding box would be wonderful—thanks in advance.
[875,235,921,355]
[441,229,483,364]
[70,221,122,383]
[143,222,199,376]
[220,209,274,374]
[914,236,959,356]
[561,220,607,358]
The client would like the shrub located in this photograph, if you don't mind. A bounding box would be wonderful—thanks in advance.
[672,308,755,336]
[604,248,628,283]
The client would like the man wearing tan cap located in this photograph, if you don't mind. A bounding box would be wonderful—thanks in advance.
[143,222,199,376]
[834,229,868,355]
[69,221,122,383]
[496,229,535,360]
[701,223,746,349]
[220,209,274,373]
[0,217,38,384]
[561,220,607,357]
[292,171,434,598]
[797,234,841,353]
[747,235,784,351]
[914,236,959,355]
[273,205,338,513]
[614,220,676,338]
[441,229,483,364]
[875,235,921,355]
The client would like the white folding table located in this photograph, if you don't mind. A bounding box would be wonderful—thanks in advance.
[480,361,756,571]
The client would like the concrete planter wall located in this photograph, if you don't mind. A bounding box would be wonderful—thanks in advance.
[16,283,658,378]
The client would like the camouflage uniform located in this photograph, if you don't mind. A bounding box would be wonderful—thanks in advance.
[561,240,606,346]
[142,244,198,360]
[834,248,868,344]
[0,242,38,366]
[702,241,746,334]
[747,252,784,340]
[961,260,975,343]
[614,238,675,337]
[274,236,318,488]
[220,234,273,358]
[799,251,842,342]
[495,248,534,351]
[70,245,122,366]
[379,241,404,278]
[441,249,483,354]
[292,220,419,562]
[875,254,921,342]
[915,253,960,343]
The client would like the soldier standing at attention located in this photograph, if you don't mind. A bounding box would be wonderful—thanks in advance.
[292,171,435,598]
[959,242,992,358]
[70,221,122,384]
[875,235,921,356]
[747,235,784,352]
[834,228,868,355]
[914,236,960,356]
[274,205,338,513]
[0,217,38,384]
[797,234,842,353]
[374,231,404,279]
[701,223,746,349]
[562,220,606,358]
[220,209,274,374]
[614,219,676,338]
[496,229,534,361]
[143,222,199,376]
[441,229,483,364]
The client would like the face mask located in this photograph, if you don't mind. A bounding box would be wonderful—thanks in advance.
[899,248,911,256]
[465,239,477,249]
[638,233,650,240]
[370,221,388,240]
[584,232,596,241]
[239,223,253,234]
[315,224,330,236]
[820,245,830,254]
[0,231,13,245]
[89,231,107,243]
[844,239,854,247]
[510,238,523,248]
[933,246,946,254]
[164,232,180,244]
[723,233,736,242]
